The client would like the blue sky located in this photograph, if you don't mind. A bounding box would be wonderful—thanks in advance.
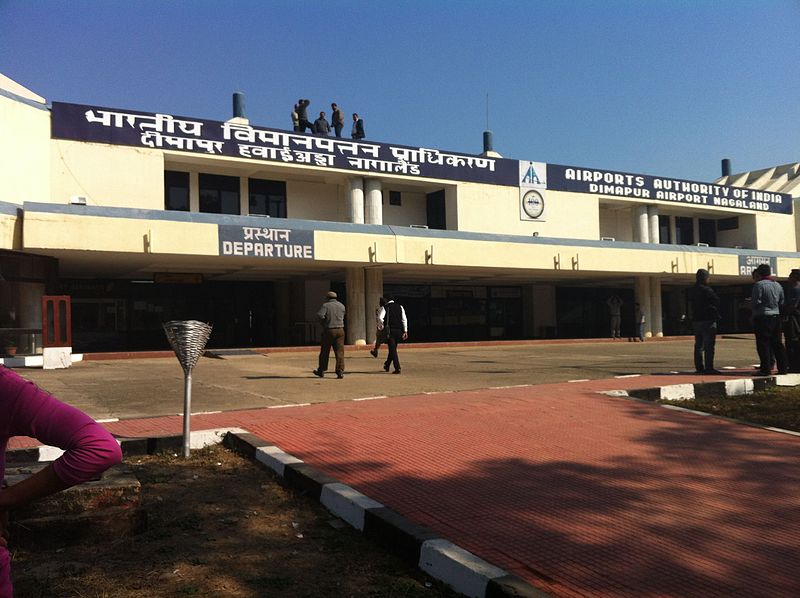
[1,0,797,182]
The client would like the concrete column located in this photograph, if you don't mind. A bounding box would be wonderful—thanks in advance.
[635,276,652,339]
[239,177,249,215]
[633,205,649,243]
[650,277,663,337]
[189,172,199,212]
[364,267,384,344]
[647,205,659,244]
[364,178,383,224]
[669,215,677,245]
[348,178,364,224]
[692,217,701,245]
[345,268,366,345]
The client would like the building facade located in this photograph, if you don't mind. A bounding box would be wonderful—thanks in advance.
[2,73,799,356]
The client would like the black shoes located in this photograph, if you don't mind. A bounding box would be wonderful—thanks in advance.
[392,369,401,374]
[370,348,378,358]
[383,363,390,372]
[313,369,324,378]
[336,371,344,379]
[703,369,722,375]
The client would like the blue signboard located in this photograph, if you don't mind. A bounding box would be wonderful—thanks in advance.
[51,102,519,186]
[546,163,792,215]
[738,255,778,277]
[218,225,314,259]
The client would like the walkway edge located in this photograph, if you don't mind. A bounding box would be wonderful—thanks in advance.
[223,431,550,598]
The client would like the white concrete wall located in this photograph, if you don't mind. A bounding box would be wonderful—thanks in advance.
[382,190,427,227]
[51,140,163,209]
[717,214,757,249]
[456,183,600,239]
[599,207,633,241]
[754,212,795,251]
[287,180,341,222]
[0,95,50,204]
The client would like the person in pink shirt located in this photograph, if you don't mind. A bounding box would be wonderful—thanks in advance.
[0,365,122,598]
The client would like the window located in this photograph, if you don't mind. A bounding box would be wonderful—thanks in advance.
[717,217,739,231]
[164,171,189,211]
[389,191,402,206]
[675,217,693,245]
[699,218,717,246]
[249,178,287,218]
[199,174,240,215]
[658,215,670,244]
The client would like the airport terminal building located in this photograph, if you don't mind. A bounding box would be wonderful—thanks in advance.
[2,73,799,356]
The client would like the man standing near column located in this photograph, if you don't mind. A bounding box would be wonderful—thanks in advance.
[606,294,623,339]
[313,291,346,379]
[751,264,788,376]
[377,294,408,374]
[688,268,721,374]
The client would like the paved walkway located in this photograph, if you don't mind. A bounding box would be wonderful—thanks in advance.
[12,370,799,597]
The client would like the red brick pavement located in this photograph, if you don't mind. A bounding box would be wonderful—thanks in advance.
[10,373,800,597]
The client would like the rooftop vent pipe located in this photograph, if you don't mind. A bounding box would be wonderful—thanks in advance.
[233,92,246,119]
[721,158,731,177]
[483,130,493,154]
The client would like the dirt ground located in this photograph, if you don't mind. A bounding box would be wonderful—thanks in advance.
[11,445,456,598]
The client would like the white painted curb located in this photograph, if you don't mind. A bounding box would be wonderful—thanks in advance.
[255,445,303,476]
[724,378,753,396]
[420,538,506,598]
[320,483,384,531]
[660,383,695,401]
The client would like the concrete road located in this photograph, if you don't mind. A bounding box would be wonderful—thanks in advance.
[16,336,759,420]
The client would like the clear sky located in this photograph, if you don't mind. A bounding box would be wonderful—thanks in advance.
[1,0,797,183]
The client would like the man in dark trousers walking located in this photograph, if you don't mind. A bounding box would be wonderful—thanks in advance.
[688,268,721,374]
[313,291,346,379]
[377,294,407,374]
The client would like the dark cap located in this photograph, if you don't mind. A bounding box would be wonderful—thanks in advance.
[790,269,800,279]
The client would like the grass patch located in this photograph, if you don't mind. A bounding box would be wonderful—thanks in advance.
[661,385,800,432]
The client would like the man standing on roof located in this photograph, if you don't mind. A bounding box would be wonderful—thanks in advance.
[331,103,345,137]
[351,113,365,140]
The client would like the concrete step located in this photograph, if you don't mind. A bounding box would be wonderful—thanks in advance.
[7,462,147,548]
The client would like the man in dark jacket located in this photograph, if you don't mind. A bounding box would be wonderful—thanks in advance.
[313,291,346,379]
[351,113,365,140]
[376,294,407,374]
[783,269,800,372]
[314,111,330,135]
[297,99,314,134]
[330,103,345,137]
[688,268,721,374]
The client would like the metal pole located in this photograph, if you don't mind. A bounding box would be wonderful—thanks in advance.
[183,371,192,458]
[162,319,212,460]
